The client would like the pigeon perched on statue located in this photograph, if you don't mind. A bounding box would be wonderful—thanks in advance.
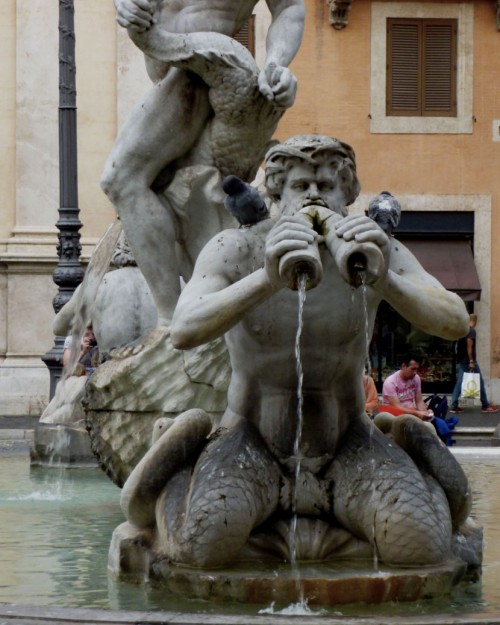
[367,191,401,236]
[222,175,270,227]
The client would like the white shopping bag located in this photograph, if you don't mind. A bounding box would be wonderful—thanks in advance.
[461,372,480,399]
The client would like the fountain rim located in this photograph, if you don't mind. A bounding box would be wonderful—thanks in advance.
[1,603,500,625]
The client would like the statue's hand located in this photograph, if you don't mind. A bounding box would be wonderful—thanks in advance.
[115,0,156,33]
[258,64,298,108]
[319,214,391,287]
[335,215,391,265]
[265,215,317,288]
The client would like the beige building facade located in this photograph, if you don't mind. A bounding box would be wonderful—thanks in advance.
[0,0,498,415]
[279,0,499,394]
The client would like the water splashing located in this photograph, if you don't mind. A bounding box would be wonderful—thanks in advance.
[259,599,326,615]
[360,273,371,376]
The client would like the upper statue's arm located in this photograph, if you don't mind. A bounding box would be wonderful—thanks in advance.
[53,284,81,337]
[263,0,305,65]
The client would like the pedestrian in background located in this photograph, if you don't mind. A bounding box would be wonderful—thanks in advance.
[449,313,499,414]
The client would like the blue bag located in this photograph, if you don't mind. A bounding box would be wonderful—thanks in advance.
[425,394,457,446]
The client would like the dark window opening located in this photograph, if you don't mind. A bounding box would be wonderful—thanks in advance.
[371,211,478,394]
[371,300,474,395]
[234,15,255,56]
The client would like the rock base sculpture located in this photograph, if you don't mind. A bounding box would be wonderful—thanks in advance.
[109,519,470,607]
[31,376,97,466]
[84,327,230,486]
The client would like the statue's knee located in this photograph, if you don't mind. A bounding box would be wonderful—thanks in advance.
[100,159,134,205]
[100,163,120,202]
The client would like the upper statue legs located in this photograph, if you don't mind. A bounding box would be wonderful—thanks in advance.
[101,69,211,325]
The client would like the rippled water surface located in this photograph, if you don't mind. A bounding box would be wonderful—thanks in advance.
[0,450,499,616]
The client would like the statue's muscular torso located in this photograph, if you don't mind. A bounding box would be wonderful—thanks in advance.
[146,0,259,80]
[218,223,378,469]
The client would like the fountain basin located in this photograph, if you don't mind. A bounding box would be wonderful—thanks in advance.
[110,520,471,606]
[147,559,467,606]
[0,447,497,618]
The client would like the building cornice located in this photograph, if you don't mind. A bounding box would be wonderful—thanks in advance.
[327,0,500,30]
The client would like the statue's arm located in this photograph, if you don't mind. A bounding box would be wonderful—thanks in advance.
[52,284,81,337]
[259,0,305,106]
[264,0,305,67]
[311,209,468,341]
[171,217,317,349]
[374,241,469,341]
[171,235,275,349]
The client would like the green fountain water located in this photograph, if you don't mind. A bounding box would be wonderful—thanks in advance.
[0,448,498,618]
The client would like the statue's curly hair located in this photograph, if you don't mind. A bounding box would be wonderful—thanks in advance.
[264,135,361,207]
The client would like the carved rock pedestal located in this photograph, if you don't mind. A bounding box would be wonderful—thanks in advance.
[109,520,471,607]
[84,327,231,486]
[31,376,97,466]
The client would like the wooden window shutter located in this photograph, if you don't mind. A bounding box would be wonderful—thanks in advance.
[386,18,457,117]
[233,15,255,56]
[423,20,457,116]
[387,20,420,115]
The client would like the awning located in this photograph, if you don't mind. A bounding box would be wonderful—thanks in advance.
[402,239,482,301]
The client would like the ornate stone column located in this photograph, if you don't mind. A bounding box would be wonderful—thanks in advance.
[42,0,84,399]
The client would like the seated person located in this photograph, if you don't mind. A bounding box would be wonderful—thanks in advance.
[380,353,434,421]
[363,371,379,418]
[63,324,99,376]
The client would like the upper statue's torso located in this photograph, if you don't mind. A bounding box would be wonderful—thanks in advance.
[154,0,256,36]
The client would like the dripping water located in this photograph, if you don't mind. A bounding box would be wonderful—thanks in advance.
[290,272,307,605]
[360,273,371,376]
[359,273,380,570]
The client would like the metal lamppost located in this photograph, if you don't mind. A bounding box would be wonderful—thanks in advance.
[42,0,84,399]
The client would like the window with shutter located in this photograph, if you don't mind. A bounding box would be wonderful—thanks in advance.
[233,15,256,56]
[386,18,457,117]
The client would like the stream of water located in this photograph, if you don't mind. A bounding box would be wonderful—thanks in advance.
[289,273,308,609]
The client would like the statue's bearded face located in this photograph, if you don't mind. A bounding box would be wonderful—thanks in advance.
[279,161,346,216]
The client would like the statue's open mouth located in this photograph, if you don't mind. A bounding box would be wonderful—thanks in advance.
[301,200,327,209]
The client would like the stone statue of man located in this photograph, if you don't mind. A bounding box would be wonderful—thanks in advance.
[120,135,470,569]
